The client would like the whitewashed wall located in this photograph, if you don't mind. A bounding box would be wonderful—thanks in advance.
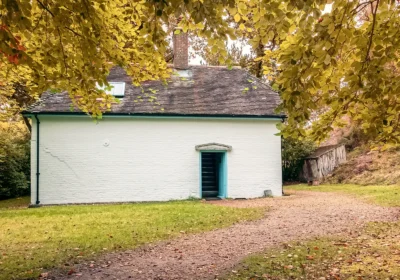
[30,116,282,205]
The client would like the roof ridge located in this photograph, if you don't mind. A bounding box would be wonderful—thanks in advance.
[23,67,283,116]
[244,70,277,93]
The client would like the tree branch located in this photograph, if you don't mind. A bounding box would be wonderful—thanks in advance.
[23,116,32,132]
[333,3,350,51]
[36,0,55,17]
[57,28,68,74]
[64,26,84,38]
[364,0,380,63]
[350,0,377,15]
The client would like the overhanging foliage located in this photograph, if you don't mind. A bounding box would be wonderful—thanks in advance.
[1,0,399,146]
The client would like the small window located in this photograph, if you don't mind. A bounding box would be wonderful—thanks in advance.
[97,82,125,97]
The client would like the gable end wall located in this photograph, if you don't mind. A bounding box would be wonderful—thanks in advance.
[30,116,282,204]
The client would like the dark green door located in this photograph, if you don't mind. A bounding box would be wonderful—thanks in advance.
[201,153,222,198]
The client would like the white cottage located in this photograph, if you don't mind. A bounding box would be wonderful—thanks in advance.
[23,31,284,205]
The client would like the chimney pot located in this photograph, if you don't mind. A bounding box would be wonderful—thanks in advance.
[173,28,189,70]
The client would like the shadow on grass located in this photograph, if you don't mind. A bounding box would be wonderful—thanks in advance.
[0,196,30,209]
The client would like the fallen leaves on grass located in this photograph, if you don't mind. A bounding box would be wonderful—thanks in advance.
[0,201,263,280]
[225,222,400,280]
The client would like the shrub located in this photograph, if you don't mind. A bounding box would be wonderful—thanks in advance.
[282,137,316,182]
[0,123,30,199]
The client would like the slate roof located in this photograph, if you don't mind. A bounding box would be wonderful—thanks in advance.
[24,66,283,117]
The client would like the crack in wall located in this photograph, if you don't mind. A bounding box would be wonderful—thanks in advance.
[41,146,82,181]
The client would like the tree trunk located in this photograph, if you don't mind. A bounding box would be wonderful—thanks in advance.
[23,116,31,132]
[254,43,264,78]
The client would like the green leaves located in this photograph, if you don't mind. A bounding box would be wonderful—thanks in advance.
[323,54,331,65]
[0,0,174,118]
[0,0,399,146]
[259,0,400,146]
[282,137,316,181]
[0,123,30,199]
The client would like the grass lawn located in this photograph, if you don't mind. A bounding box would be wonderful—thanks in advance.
[286,184,400,207]
[0,196,30,209]
[225,184,400,280]
[0,199,264,280]
[225,222,400,280]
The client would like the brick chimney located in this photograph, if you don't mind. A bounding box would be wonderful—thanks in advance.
[173,28,189,70]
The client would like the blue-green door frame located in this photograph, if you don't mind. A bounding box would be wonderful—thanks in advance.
[199,151,227,198]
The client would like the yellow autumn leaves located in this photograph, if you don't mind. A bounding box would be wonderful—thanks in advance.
[0,0,399,146]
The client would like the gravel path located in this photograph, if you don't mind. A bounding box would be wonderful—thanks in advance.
[57,191,399,280]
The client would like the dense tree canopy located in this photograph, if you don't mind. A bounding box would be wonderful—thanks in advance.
[1,0,399,146]
[262,0,400,148]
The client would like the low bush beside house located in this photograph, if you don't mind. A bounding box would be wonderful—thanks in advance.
[282,137,316,182]
[0,123,30,199]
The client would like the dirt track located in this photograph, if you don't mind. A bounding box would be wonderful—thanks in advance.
[56,191,399,280]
